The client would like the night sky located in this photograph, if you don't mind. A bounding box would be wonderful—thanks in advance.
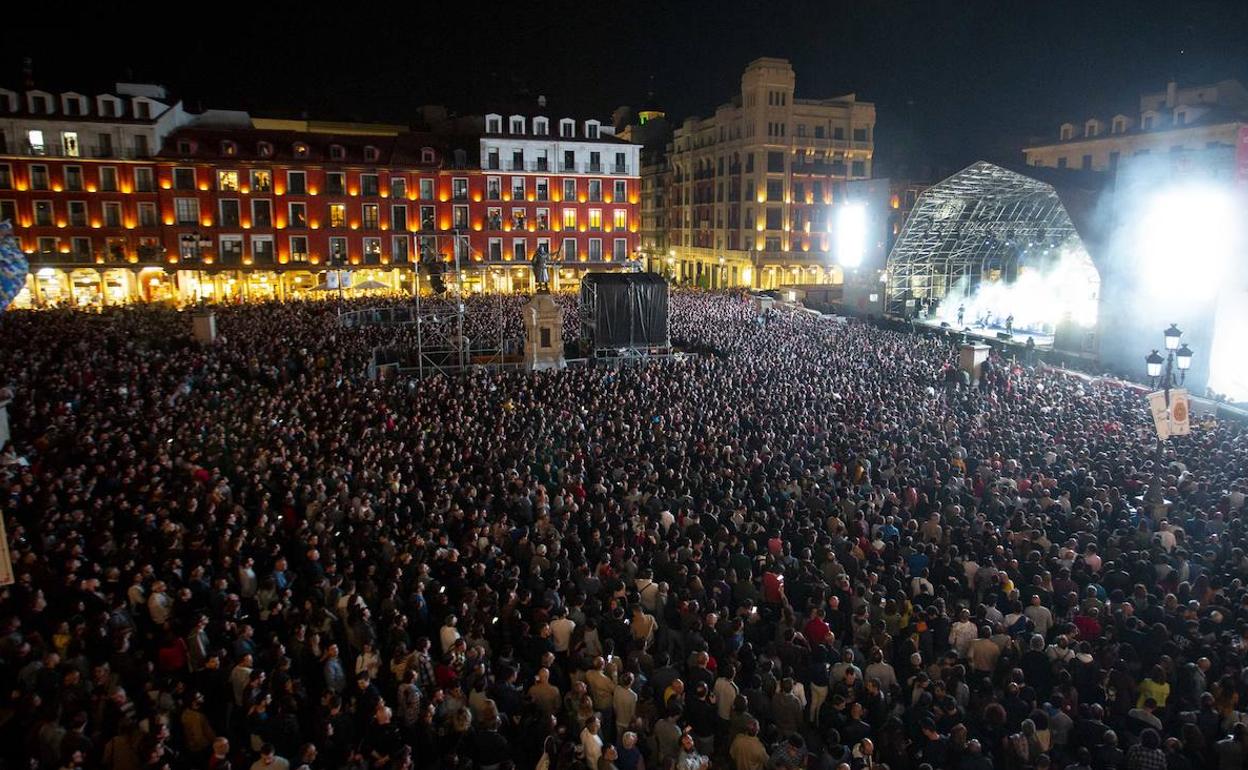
[8,0,1248,180]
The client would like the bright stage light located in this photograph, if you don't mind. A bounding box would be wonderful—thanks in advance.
[1138,185,1240,297]
[835,203,867,268]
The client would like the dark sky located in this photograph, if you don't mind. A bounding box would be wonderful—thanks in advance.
[8,0,1248,179]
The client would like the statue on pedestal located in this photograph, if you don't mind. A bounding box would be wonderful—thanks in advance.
[532,243,555,293]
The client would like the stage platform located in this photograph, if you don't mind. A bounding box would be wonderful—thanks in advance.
[915,318,1055,349]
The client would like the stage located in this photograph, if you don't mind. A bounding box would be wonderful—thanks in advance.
[915,317,1055,349]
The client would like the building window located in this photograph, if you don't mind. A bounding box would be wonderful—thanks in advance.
[289,202,307,228]
[562,208,577,229]
[513,239,527,262]
[390,177,407,198]
[293,143,309,158]
[511,208,526,229]
[765,208,782,230]
[286,171,306,195]
[488,238,502,261]
[510,117,525,134]
[61,131,80,157]
[391,205,407,231]
[453,205,468,230]
[486,148,500,170]
[614,180,627,202]
[252,200,272,227]
[853,128,868,142]
[220,235,243,263]
[175,198,199,225]
[1109,151,1120,170]
[766,180,783,201]
[220,200,241,227]
[134,167,154,192]
[329,144,345,161]
[364,146,379,162]
[31,165,50,190]
[26,129,46,154]
[257,142,273,158]
[362,204,380,229]
[534,117,548,135]
[563,179,577,201]
[536,208,549,230]
[135,101,151,119]
[138,203,158,227]
[421,148,435,164]
[560,120,574,138]
[329,237,347,262]
[589,152,602,173]
[103,202,121,228]
[589,180,602,202]
[1112,118,1126,134]
[363,237,381,262]
[487,177,502,201]
[361,174,379,196]
[613,239,627,261]
[613,209,627,230]
[100,167,118,192]
[563,239,578,261]
[329,204,346,228]
[218,170,240,192]
[221,140,237,157]
[512,177,525,200]
[589,238,602,260]
[536,178,549,201]
[173,167,195,190]
[72,236,92,258]
[392,235,410,263]
[486,116,502,133]
[586,122,599,139]
[68,201,87,227]
[767,152,784,173]
[250,169,272,192]
[0,165,10,190]
[419,179,434,200]
[1057,157,1068,169]
[420,206,435,230]
[0,201,16,225]
[851,161,865,177]
[1175,111,1187,126]
[452,178,468,200]
[278,236,305,263]
[65,166,83,191]
[252,236,275,263]
[1081,155,1092,170]
[326,172,345,195]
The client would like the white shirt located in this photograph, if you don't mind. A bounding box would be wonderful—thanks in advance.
[714,676,739,720]
[551,617,576,653]
[949,620,977,656]
[439,625,461,655]
[581,729,603,766]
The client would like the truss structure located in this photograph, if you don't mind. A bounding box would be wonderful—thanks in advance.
[885,162,1091,316]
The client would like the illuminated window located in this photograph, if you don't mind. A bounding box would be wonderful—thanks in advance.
[218,171,240,192]
[362,204,379,229]
[363,237,381,261]
[588,209,602,231]
[562,208,577,229]
[613,209,627,229]
[61,132,80,157]
[250,169,272,192]
[329,204,346,228]
[289,202,307,228]
[452,178,468,200]
[453,205,468,229]
[26,130,45,154]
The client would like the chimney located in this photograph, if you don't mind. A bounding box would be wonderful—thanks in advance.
[537,94,547,108]
[21,57,33,89]
[1166,79,1178,108]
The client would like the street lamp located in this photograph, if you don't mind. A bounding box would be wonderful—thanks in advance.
[1146,323,1193,405]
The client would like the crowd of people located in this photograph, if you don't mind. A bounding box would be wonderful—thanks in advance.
[1,290,1247,770]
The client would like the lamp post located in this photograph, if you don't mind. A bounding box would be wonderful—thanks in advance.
[1146,323,1194,406]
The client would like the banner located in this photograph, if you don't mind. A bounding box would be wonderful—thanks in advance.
[0,515,13,587]
[1147,388,1191,440]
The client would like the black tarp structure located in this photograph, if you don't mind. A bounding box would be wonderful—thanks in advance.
[580,272,670,351]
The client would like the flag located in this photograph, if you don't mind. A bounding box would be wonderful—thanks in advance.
[0,515,13,587]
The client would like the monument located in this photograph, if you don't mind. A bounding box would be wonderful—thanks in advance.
[523,244,566,370]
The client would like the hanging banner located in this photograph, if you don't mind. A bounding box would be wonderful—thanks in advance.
[1148,390,1171,440]
[1147,388,1191,439]
[0,516,14,587]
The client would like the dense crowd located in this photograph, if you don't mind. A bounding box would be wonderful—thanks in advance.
[1,290,1247,770]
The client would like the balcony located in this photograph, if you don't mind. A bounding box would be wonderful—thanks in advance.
[587,163,603,174]
[20,143,152,160]
[560,162,578,173]
[485,158,501,170]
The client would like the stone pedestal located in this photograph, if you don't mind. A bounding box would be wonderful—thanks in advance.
[191,309,217,344]
[523,292,566,371]
[959,343,991,384]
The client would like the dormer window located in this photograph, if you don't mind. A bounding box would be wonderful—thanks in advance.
[177,139,195,155]
[486,114,502,133]
[1084,120,1100,138]
[1175,110,1187,126]
[1142,114,1155,130]
[29,93,50,114]
[221,140,238,157]
[1059,123,1074,141]
[134,100,152,120]
[1112,117,1127,134]
[421,148,436,164]
[294,142,310,158]
[329,144,345,161]
[533,117,549,135]
[560,119,575,138]
[98,97,119,118]
[63,95,84,116]
[510,116,526,134]
[364,146,380,162]
[585,121,600,139]
[257,141,273,158]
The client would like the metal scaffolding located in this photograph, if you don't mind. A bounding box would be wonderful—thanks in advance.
[884,162,1091,316]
